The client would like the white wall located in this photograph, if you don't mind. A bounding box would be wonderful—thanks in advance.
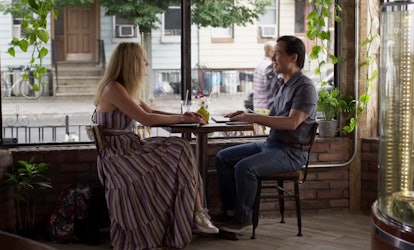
[150,18,199,70]
[197,0,298,70]
[279,0,296,36]
[198,24,267,70]
[99,8,143,64]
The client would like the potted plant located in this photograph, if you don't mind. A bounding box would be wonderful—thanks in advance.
[317,86,358,137]
[317,87,341,137]
[2,158,52,238]
[307,0,376,135]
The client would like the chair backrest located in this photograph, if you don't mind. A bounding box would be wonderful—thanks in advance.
[300,122,318,183]
[86,124,106,156]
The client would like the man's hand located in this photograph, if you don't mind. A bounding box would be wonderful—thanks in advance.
[224,111,253,123]
[224,111,244,118]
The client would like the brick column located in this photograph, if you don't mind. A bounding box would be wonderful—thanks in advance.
[0,150,15,232]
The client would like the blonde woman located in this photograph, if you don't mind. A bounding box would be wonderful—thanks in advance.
[93,42,218,249]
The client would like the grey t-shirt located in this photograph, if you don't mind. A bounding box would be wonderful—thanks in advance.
[266,70,317,145]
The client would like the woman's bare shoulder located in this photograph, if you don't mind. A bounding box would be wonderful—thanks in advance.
[98,81,124,112]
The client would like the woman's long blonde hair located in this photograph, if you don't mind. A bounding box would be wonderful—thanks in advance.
[93,42,146,106]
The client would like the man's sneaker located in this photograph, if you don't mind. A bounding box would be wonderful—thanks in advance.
[194,209,219,234]
[211,213,233,225]
[218,220,252,233]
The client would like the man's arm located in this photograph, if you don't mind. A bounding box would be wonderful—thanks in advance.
[229,109,308,131]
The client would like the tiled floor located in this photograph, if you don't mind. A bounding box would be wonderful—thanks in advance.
[46,213,371,250]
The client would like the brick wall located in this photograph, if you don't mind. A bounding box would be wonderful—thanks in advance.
[361,138,379,215]
[205,137,352,216]
[1,136,354,237]
[4,145,107,239]
[0,150,15,232]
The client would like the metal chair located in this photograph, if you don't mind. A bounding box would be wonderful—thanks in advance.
[251,122,318,239]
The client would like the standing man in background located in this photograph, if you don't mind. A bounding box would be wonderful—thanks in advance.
[253,40,276,111]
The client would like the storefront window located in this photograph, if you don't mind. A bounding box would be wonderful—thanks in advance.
[1,1,337,145]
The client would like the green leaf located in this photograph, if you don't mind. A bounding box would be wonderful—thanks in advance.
[368,70,378,82]
[19,40,29,52]
[359,38,371,48]
[38,29,50,43]
[8,47,16,57]
[360,94,371,105]
[39,47,49,59]
[310,45,321,60]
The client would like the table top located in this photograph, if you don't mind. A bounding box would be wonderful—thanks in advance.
[162,122,254,134]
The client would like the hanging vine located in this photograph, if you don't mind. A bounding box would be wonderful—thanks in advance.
[306,0,378,134]
[342,0,379,133]
[2,0,57,91]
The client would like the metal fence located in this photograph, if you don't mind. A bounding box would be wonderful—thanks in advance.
[2,121,261,145]
[2,116,167,144]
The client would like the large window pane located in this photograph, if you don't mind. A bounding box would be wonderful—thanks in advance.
[1,1,337,145]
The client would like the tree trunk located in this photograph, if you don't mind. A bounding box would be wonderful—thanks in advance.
[140,28,154,103]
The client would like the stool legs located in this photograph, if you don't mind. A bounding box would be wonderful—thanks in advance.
[277,180,285,224]
[294,180,303,236]
[251,179,262,239]
[251,178,303,239]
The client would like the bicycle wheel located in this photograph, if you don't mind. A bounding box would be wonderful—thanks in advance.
[19,78,44,99]
[1,78,8,98]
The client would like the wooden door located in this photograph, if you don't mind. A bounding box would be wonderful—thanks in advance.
[65,2,97,61]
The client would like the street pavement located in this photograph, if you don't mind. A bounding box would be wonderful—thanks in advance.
[1,93,250,143]
[2,93,249,121]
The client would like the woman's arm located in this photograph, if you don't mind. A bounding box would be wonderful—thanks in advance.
[99,81,206,126]
[227,110,308,131]
[139,101,176,115]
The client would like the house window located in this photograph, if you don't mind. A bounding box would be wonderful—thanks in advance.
[295,0,305,34]
[114,16,137,38]
[12,18,24,38]
[258,0,278,38]
[211,27,234,43]
[164,6,181,36]
[161,5,181,43]
[9,0,29,38]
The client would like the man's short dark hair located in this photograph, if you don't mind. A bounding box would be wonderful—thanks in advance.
[277,36,306,69]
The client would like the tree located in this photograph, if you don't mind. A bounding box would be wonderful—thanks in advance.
[54,0,270,31]
[54,0,271,100]
[2,0,270,99]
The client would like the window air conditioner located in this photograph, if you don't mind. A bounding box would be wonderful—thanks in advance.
[260,25,277,38]
[117,25,135,38]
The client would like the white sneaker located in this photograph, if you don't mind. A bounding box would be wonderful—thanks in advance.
[194,209,219,234]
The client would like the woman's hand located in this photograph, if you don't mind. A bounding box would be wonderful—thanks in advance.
[183,112,207,125]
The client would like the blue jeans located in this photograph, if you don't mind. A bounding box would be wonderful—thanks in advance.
[215,141,307,224]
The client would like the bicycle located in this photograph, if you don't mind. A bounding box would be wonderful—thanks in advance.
[1,65,44,100]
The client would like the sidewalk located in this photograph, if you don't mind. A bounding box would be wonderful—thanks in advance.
[1,93,249,118]
[2,94,249,143]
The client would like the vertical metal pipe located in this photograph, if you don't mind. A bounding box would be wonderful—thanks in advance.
[65,115,69,135]
[181,0,192,102]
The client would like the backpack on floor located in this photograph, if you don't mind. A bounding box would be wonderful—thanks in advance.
[48,184,99,245]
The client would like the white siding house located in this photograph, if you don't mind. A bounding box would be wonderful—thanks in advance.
[0,12,52,70]
[1,0,304,98]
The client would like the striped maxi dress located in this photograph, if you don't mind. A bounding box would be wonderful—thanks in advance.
[94,108,204,249]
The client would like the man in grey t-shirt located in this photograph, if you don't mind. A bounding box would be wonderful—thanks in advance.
[215,36,317,233]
